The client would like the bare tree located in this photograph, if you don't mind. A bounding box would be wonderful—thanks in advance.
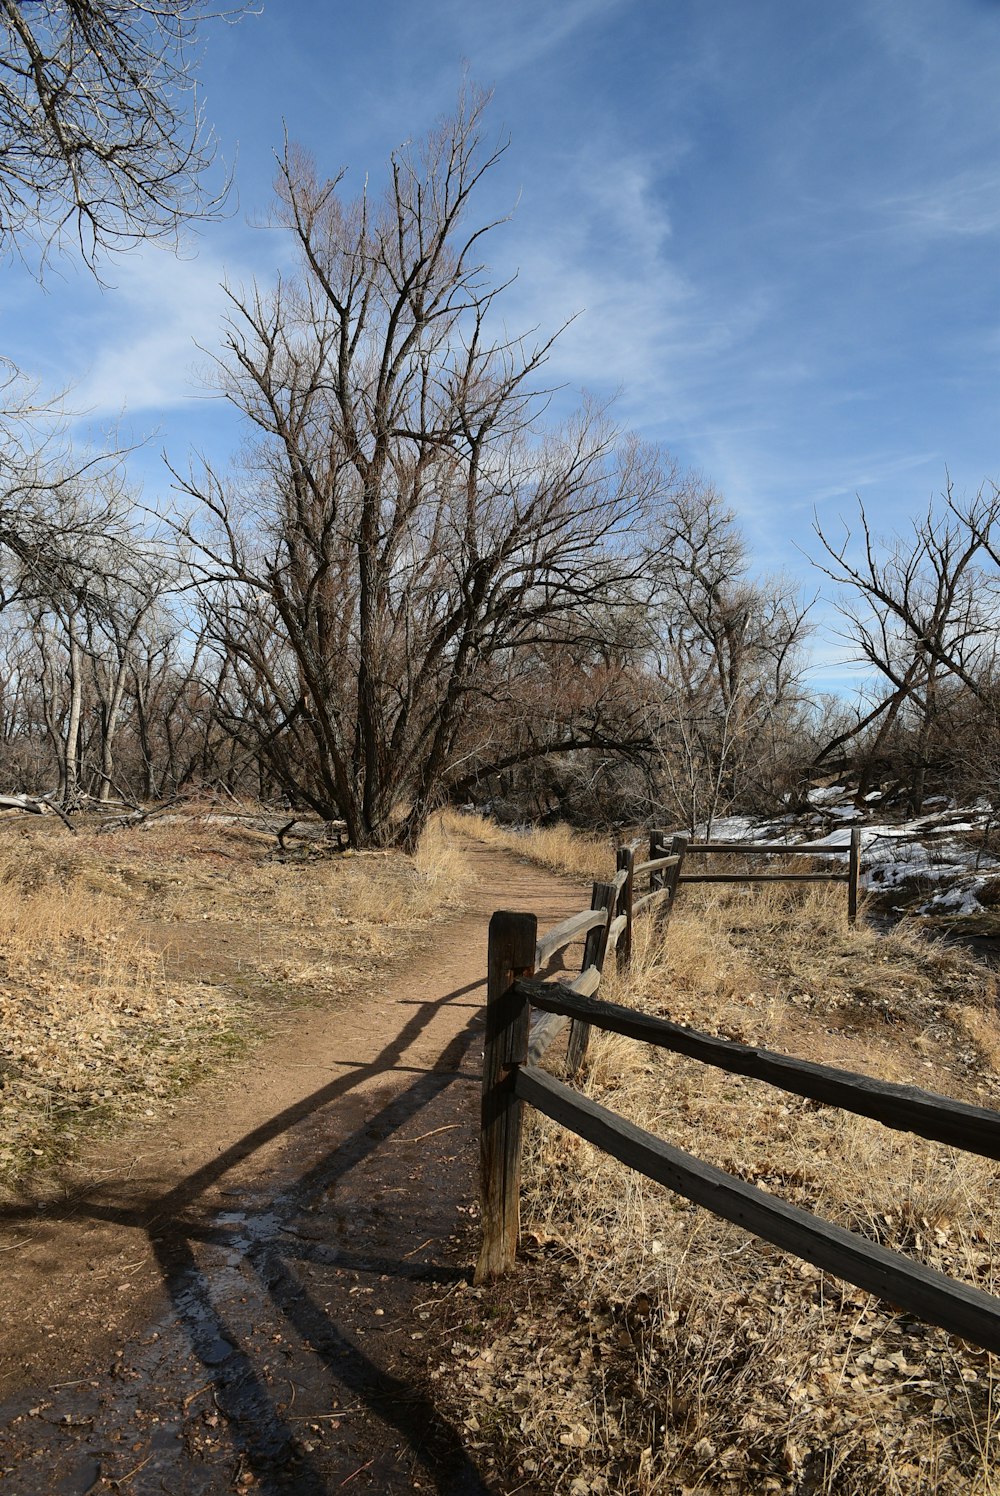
[643,481,813,833]
[0,0,251,266]
[0,0,253,700]
[812,487,1000,809]
[176,95,677,847]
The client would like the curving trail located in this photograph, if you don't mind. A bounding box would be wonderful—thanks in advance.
[0,841,587,1495]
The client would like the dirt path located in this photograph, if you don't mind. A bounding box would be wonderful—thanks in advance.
[0,841,588,1495]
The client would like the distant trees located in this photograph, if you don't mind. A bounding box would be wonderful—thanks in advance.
[0,0,251,618]
[0,582,255,806]
[0,0,255,807]
[642,480,813,834]
[8,42,996,836]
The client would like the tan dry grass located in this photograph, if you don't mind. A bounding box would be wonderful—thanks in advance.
[443,808,615,882]
[0,840,245,1181]
[0,811,473,1184]
[438,859,1000,1495]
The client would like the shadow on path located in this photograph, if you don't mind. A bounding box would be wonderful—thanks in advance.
[0,973,499,1494]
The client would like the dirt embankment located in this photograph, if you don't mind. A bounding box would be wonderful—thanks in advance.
[0,838,589,1495]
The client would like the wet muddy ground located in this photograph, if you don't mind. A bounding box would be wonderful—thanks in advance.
[0,845,580,1495]
[1,1022,491,1493]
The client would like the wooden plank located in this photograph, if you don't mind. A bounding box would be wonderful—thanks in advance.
[616,845,634,970]
[526,1011,568,1065]
[514,1066,1000,1354]
[848,826,861,925]
[569,965,601,998]
[686,842,849,856]
[475,912,536,1283]
[535,908,607,968]
[632,854,682,877]
[527,968,606,1063]
[515,981,1000,1160]
[632,889,667,914]
[605,913,628,954]
[678,872,849,883]
[610,867,630,898]
[649,830,667,893]
[567,880,615,1075]
[660,833,688,927]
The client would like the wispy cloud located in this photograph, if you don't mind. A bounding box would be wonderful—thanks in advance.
[875,166,1000,241]
[490,144,771,435]
[448,0,633,79]
[70,242,258,417]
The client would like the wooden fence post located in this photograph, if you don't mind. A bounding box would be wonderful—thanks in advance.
[616,845,634,971]
[658,833,688,927]
[848,827,861,926]
[649,829,667,894]
[476,910,537,1284]
[567,880,615,1076]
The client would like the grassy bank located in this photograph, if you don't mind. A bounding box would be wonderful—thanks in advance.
[0,808,472,1185]
[441,808,616,882]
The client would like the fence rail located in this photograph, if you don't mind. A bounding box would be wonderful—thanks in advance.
[476,826,1000,1357]
[685,840,850,854]
[520,980,1000,1158]
[513,1063,1000,1354]
[535,908,607,968]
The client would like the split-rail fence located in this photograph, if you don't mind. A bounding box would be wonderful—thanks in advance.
[476,825,1000,1356]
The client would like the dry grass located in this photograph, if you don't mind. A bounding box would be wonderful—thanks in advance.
[435,865,1000,1495]
[0,809,473,1185]
[444,808,615,882]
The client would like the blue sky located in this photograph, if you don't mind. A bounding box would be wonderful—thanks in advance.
[6,0,1000,689]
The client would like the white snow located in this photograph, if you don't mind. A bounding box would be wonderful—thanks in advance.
[685,793,998,915]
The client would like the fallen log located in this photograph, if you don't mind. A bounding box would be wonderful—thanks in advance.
[0,794,77,832]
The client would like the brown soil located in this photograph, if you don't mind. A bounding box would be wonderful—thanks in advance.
[0,840,587,1495]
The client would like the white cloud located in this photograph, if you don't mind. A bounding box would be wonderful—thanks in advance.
[69,237,276,417]
[450,0,633,79]
[489,144,770,434]
[876,167,1000,241]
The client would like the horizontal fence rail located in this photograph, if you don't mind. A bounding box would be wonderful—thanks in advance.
[680,827,861,922]
[517,826,864,1072]
[632,853,682,878]
[514,1065,1000,1354]
[686,841,851,855]
[679,871,849,883]
[477,824,1000,1355]
[518,980,1000,1160]
[535,908,607,969]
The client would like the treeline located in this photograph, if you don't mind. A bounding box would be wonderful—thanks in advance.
[1,94,998,842]
[2,448,998,841]
[0,457,821,828]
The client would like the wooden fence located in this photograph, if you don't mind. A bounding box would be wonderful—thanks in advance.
[681,825,862,924]
[476,827,1000,1356]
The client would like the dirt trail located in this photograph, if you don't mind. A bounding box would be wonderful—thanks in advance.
[0,841,587,1495]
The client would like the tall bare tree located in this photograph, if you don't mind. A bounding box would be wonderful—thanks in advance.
[176,95,676,846]
[0,0,252,709]
[812,486,1000,809]
[644,480,813,833]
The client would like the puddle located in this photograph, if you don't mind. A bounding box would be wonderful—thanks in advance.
[0,1025,499,1494]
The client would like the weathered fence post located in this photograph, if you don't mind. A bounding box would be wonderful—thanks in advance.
[616,845,634,971]
[476,910,536,1284]
[848,827,861,926]
[658,833,689,927]
[566,880,615,1076]
[649,829,667,895]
